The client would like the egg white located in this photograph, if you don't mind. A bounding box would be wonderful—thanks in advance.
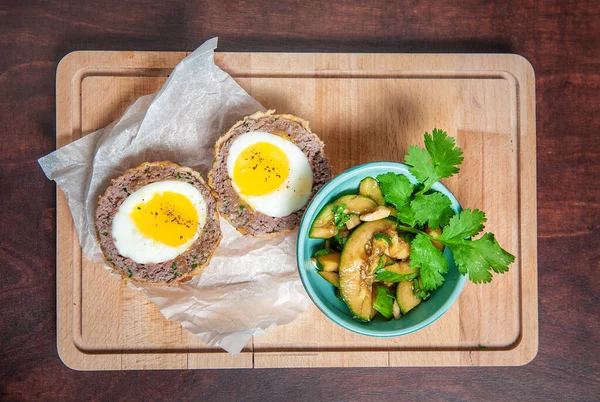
[226,131,313,218]
[111,180,207,264]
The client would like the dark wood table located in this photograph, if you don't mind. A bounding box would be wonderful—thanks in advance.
[1,1,598,400]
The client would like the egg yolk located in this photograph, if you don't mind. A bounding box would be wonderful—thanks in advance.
[129,192,198,247]
[233,142,290,196]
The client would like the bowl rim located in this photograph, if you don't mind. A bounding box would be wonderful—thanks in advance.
[297,161,467,337]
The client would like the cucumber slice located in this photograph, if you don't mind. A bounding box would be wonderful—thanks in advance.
[370,228,411,261]
[372,283,394,320]
[315,250,340,272]
[339,219,397,321]
[318,271,339,287]
[396,280,422,314]
[309,195,379,239]
[375,260,419,282]
[359,177,386,205]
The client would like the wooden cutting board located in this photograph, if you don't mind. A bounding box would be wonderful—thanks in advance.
[56,51,537,370]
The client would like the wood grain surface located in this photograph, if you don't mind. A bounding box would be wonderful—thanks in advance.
[0,0,598,400]
[55,51,537,369]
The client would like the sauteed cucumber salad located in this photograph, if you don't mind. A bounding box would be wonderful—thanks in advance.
[309,129,514,322]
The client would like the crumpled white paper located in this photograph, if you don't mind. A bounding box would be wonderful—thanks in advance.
[39,38,309,355]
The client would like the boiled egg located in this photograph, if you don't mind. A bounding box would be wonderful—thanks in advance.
[112,181,207,264]
[226,131,313,217]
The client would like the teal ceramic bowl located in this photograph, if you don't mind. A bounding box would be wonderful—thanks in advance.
[297,162,466,337]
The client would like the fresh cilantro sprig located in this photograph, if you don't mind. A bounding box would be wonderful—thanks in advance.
[450,231,514,284]
[405,128,464,193]
[397,208,515,288]
[373,129,514,289]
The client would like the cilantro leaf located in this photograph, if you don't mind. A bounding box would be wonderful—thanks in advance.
[404,146,437,188]
[409,233,448,291]
[333,204,351,230]
[375,267,418,282]
[439,209,486,243]
[411,192,455,229]
[374,233,392,246]
[405,129,464,192]
[449,233,515,284]
[397,231,416,244]
[475,233,515,273]
[395,207,415,227]
[314,249,331,257]
[375,173,415,225]
[375,255,387,271]
[376,173,414,206]
[425,128,464,178]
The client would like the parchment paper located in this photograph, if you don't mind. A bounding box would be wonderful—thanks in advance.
[39,38,309,355]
